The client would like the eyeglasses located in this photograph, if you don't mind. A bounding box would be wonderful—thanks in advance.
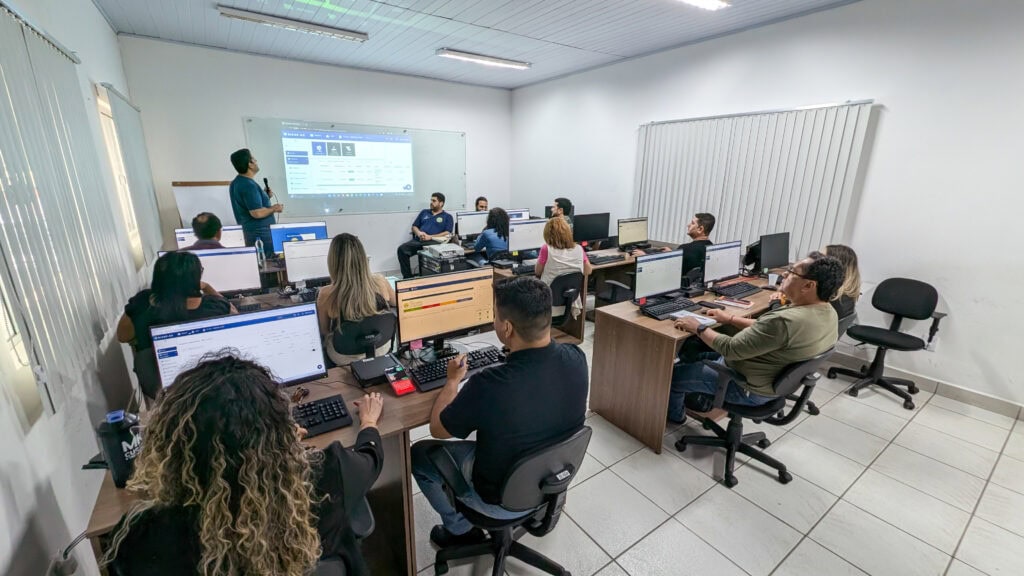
[783,265,812,280]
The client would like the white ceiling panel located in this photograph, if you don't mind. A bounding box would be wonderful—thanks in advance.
[92,0,858,89]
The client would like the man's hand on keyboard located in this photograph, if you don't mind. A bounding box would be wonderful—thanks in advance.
[447,354,468,383]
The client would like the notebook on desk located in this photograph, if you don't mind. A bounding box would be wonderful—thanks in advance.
[669,310,716,325]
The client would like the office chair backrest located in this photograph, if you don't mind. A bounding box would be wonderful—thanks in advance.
[133,347,162,402]
[771,347,835,398]
[837,311,858,338]
[332,312,396,358]
[548,272,584,325]
[872,278,937,320]
[499,426,592,512]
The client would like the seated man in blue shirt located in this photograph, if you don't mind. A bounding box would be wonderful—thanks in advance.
[228,148,282,257]
[396,192,455,278]
[411,276,589,547]
[180,212,224,251]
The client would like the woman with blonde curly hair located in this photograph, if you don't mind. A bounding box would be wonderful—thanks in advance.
[105,354,384,576]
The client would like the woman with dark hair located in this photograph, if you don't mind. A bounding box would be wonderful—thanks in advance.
[104,354,384,576]
[317,233,395,365]
[117,252,234,399]
[471,207,510,262]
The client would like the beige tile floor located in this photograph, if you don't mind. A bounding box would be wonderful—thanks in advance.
[411,320,1022,576]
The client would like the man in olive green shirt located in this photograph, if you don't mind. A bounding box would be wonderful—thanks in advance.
[667,255,845,422]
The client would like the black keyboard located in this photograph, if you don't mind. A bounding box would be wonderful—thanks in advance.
[514,264,535,275]
[589,254,626,265]
[712,282,760,299]
[236,301,261,313]
[410,346,504,392]
[305,277,331,289]
[293,395,353,438]
[640,297,700,320]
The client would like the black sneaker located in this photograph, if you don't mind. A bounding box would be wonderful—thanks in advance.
[429,525,487,548]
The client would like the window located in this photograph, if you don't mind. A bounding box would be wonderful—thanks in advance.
[97,87,145,269]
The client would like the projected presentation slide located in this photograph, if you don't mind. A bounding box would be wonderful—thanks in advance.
[281,129,414,197]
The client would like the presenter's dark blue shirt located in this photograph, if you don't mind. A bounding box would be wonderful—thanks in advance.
[412,209,454,236]
[229,175,273,234]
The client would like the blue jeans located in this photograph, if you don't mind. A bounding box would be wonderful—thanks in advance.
[667,352,773,422]
[411,440,530,535]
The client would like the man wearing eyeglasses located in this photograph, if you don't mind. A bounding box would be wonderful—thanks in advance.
[666,255,845,423]
[229,148,283,258]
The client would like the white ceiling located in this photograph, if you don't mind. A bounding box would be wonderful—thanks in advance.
[93,0,857,89]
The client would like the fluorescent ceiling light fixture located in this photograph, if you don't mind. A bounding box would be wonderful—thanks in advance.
[676,0,731,10]
[436,48,531,70]
[217,5,368,43]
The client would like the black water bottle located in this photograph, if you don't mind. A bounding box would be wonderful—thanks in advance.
[96,410,142,488]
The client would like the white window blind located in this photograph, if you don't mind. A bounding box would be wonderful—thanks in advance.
[634,101,876,259]
[0,5,136,404]
[101,83,162,259]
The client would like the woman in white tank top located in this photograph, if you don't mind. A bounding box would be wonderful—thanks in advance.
[535,217,592,318]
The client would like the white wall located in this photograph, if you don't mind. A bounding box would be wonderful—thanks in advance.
[0,2,132,574]
[512,0,1024,403]
[119,38,512,271]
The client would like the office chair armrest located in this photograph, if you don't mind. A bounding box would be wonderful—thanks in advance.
[763,381,816,426]
[522,491,567,539]
[700,360,748,409]
[426,445,473,500]
[928,311,947,345]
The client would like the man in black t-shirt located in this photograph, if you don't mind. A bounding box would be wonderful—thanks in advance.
[410,276,589,548]
[633,212,715,278]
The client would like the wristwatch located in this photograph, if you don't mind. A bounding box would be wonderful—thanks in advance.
[696,323,710,335]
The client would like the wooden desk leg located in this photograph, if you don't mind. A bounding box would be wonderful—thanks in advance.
[590,312,676,454]
[363,431,416,575]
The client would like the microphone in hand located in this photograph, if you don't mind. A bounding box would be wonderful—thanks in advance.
[263,177,273,197]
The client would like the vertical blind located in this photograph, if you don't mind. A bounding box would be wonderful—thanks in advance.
[0,5,136,400]
[103,84,162,259]
[634,101,876,259]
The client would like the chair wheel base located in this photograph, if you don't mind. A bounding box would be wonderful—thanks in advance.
[847,388,859,398]
[675,439,687,452]
[722,474,738,488]
[903,400,916,410]
[757,438,771,449]
[826,368,838,379]
[806,403,820,416]
[434,561,449,575]
[908,385,919,394]
[778,471,792,484]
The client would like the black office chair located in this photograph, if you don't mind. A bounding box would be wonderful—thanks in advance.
[549,272,584,328]
[427,426,592,576]
[794,310,859,416]
[132,347,161,407]
[827,278,940,410]
[675,348,834,488]
[331,312,396,359]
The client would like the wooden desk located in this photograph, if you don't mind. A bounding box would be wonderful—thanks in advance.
[86,347,461,575]
[590,279,775,453]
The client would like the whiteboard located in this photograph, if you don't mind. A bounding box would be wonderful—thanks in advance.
[243,116,466,216]
[171,181,236,226]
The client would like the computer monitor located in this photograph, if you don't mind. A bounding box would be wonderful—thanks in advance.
[617,217,649,246]
[151,303,325,388]
[759,232,790,270]
[506,209,530,221]
[283,239,331,283]
[395,268,494,348]
[634,250,684,300]
[160,247,262,294]
[508,219,547,253]
[572,213,610,244]
[174,225,246,249]
[456,211,489,238]
[269,221,328,254]
[703,240,743,284]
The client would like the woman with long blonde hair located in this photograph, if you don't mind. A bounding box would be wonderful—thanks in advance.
[823,244,861,319]
[317,233,396,365]
[535,217,591,318]
[105,354,384,576]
